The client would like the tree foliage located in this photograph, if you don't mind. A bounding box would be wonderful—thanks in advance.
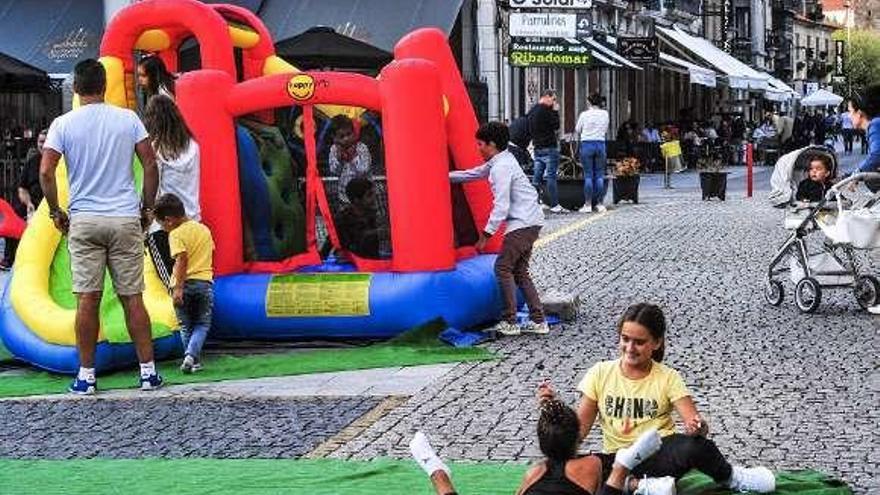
[833,29,880,96]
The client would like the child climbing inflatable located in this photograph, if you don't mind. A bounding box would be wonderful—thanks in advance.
[0,0,508,374]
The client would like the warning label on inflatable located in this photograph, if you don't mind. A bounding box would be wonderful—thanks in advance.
[266,273,371,317]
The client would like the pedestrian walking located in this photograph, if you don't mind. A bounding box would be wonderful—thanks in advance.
[574,93,610,213]
[39,59,162,394]
[840,110,854,154]
[528,89,563,213]
[449,122,547,336]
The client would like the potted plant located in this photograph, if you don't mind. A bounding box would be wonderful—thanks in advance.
[612,156,640,204]
[697,144,728,201]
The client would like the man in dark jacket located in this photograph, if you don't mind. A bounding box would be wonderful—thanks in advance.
[528,89,563,212]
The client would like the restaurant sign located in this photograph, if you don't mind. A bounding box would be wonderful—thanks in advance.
[508,37,591,67]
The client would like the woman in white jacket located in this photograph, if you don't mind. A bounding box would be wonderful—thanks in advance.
[574,94,610,213]
[143,94,201,287]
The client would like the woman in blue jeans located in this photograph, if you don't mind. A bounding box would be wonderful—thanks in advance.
[574,94,610,213]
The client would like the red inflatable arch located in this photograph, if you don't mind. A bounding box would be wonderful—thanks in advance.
[99,0,499,276]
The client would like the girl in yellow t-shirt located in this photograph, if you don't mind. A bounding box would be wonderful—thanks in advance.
[541,303,775,494]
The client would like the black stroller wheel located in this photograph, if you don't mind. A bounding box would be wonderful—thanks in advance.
[854,275,880,309]
[764,280,784,306]
[795,277,822,313]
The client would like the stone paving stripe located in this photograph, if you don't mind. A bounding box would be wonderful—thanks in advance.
[305,395,410,459]
[534,211,609,250]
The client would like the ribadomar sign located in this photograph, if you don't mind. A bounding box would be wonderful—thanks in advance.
[509,50,590,67]
[508,38,591,67]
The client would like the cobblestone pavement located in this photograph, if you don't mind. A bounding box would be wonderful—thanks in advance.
[332,188,880,494]
[0,396,379,459]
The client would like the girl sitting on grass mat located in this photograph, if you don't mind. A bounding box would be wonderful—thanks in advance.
[411,398,668,495]
[541,302,776,494]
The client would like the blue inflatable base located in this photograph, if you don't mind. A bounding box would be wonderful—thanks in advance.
[212,254,502,340]
[0,275,181,374]
[0,254,503,374]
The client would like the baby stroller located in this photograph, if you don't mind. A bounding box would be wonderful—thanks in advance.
[765,146,880,313]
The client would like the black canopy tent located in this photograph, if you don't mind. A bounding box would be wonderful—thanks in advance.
[0,52,50,93]
[275,27,392,71]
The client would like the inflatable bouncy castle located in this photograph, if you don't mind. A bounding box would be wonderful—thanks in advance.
[0,0,506,373]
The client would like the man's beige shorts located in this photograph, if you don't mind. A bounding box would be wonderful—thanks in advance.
[67,215,145,295]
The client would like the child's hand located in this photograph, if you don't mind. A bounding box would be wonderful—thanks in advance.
[684,415,708,437]
[172,286,184,306]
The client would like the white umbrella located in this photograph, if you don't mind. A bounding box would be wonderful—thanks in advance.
[801,88,844,107]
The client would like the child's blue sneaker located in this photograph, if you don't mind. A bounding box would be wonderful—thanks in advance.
[140,374,164,391]
[68,377,96,395]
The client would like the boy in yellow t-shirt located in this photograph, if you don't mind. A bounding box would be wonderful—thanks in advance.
[154,193,215,374]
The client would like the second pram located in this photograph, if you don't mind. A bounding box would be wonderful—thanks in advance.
[765,145,880,313]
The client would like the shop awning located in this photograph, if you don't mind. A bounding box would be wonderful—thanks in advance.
[658,52,717,87]
[0,0,102,77]
[259,0,465,53]
[582,37,642,70]
[764,75,799,101]
[657,26,768,90]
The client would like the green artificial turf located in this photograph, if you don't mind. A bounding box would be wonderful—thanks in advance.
[0,320,494,398]
[0,458,851,495]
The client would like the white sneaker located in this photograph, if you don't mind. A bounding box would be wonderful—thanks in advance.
[409,431,450,477]
[729,466,776,493]
[549,205,567,213]
[492,321,521,336]
[595,204,608,213]
[180,355,195,374]
[539,201,550,210]
[615,428,662,469]
[635,476,677,495]
[578,205,593,213]
[521,321,550,335]
[868,304,880,314]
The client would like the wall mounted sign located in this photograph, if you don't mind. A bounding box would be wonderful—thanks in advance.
[618,37,658,63]
[510,0,592,9]
[508,37,591,67]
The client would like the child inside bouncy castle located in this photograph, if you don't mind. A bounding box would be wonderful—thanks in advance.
[154,193,215,374]
[328,115,372,205]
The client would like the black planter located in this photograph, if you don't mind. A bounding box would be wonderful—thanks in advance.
[699,171,728,201]
[555,178,586,211]
[612,175,640,204]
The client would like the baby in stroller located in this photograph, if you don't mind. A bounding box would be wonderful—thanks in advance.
[766,145,880,313]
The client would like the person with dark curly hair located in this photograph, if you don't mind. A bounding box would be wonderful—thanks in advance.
[410,398,669,495]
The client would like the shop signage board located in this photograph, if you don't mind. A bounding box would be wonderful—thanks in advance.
[508,37,591,67]
[834,40,845,75]
[509,12,577,38]
[618,37,658,63]
[510,0,592,9]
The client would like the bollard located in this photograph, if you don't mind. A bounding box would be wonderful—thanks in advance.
[746,142,754,198]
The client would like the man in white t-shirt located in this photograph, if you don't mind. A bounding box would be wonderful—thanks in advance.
[40,59,161,395]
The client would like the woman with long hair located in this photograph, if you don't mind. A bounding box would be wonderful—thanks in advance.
[542,303,776,493]
[138,55,176,100]
[143,94,200,289]
[574,93,610,213]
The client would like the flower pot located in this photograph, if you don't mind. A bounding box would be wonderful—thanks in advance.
[612,175,640,204]
[556,178,586,211]
[699,171,728,201]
